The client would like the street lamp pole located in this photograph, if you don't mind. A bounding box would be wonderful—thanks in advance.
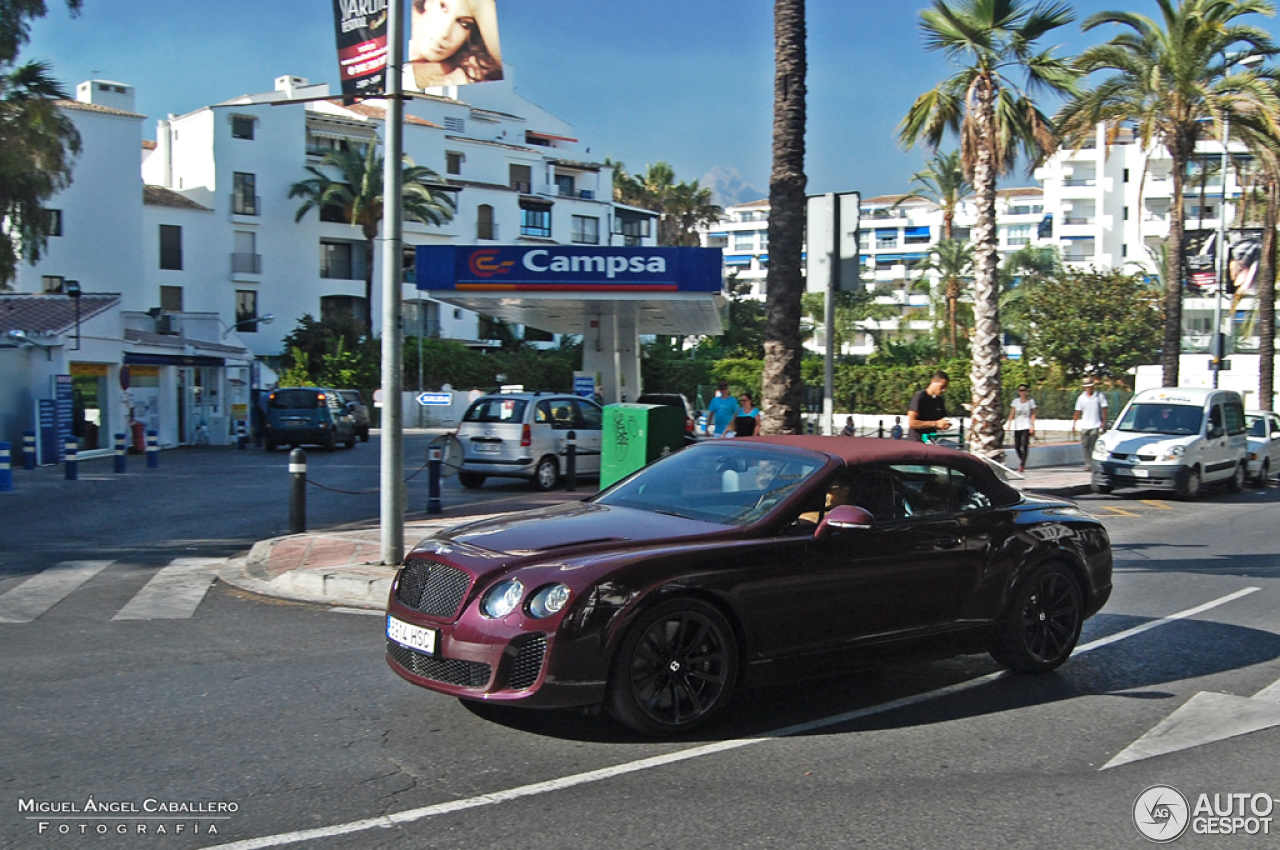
[1212,113,1229,389]
[380,0,406,566]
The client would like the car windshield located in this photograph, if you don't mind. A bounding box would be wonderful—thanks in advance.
[594,444,823,526]
[1116,403,1202,435]
[463,397,528,423]
[1247,415,1266,437]
[270,389,325,409]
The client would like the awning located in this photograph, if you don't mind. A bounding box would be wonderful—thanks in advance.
[724,255,753,266]
[528,130,579,143]
[124,353,224,367]
[306,117,378,142]
[905,226,931,238]
[875,228,899,238]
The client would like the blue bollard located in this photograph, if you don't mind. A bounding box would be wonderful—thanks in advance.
[23,431,35,471]
[114,433,127,474]
[0,442,11,492]
[236,420,247,450]
[64,440,78,481]
[146,430,159,468]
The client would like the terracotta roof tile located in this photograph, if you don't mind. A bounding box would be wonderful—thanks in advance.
[143,185,212,211]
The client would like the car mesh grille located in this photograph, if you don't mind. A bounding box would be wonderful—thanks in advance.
[395,559,471,617]
[387,640,491,688]
[508,633,548,691]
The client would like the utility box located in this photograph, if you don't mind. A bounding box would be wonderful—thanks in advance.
[600,404,684,488]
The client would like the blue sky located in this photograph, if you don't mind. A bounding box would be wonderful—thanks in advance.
[25,1,1280,204]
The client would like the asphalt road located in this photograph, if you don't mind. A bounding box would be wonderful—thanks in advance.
[2,447,1279,849]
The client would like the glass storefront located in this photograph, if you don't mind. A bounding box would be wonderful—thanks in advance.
[70,363,110,450]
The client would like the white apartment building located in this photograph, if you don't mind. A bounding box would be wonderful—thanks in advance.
[704,121,1266,360]
[5,71,659,450]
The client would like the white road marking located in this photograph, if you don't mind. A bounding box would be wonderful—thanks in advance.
[329,607,382,617]
[202,587,1259,850]
[112,558,221,621]
[0,561,112,623]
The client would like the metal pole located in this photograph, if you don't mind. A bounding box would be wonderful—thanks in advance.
[565,430,577,492]
[1212,114,1230,388]
[380,0,406,565]
[823,193,837,435]
[114,433,126,474]
[23,431,36,471]
[147,430,159,468]
[64,440,77,481]
[289,448,307,534]
[0,442,11,492]
[426,444,442,514]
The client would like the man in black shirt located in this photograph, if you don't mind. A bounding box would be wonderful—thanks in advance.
[907,371,952,442]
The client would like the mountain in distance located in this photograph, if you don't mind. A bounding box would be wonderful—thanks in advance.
[700,166,766,209]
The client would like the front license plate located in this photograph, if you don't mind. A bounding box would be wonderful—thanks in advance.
[474,443,500,453]
[387,616,437,655]
[1130,468,1150,478]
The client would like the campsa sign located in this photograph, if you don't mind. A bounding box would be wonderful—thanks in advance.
[415,246,723,293]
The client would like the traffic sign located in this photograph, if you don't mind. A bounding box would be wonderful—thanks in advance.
[417,392,452,406]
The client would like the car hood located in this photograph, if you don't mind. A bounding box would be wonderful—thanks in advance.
[419,501,733,561]
[1100,432,1195,455]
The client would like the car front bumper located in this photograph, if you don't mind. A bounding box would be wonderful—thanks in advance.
[1093,459,1189,491]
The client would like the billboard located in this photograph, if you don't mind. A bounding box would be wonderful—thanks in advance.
[1183,229,1264,295]
[1227,229,1263,296]
[406,0,503,90]
[416,246,724,293]
[331,0,389,101]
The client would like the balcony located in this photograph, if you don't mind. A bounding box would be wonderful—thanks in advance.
[1061,216,1094,226]
[231,252,262,274]
[1062,177,1097,187]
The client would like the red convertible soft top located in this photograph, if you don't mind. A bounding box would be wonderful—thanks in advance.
[735,435,1023,506]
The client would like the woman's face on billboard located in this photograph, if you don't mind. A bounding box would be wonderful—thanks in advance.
[413,0,478,62]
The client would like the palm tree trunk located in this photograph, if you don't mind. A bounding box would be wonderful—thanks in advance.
[761,0,806,435]
[968,75,1002,458]
[1165,149,1189,387]
[1260,176,1277,411]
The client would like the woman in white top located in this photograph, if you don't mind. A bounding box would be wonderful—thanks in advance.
[1006,384,1037,472]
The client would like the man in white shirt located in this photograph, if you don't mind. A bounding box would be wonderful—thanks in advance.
[1071,378,1109,470]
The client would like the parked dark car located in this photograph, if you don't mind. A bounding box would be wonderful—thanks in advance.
[635,392,697,443]
[386,436,1113,735]
[263,387,357,451]
[336,389,371,442]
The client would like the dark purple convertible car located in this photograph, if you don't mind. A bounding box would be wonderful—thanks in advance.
[386,436,1112,735]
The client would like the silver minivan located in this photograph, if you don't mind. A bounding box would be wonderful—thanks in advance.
[1091,387,1249,499]
[455,392,603,490]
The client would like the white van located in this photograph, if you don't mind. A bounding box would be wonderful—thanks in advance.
[1091,387,1249,499]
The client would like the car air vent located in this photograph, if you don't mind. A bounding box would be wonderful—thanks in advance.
[1136,454,1156,461]
[395,559,472,617]
[508,633,547,690]
[1111,453,1129,461]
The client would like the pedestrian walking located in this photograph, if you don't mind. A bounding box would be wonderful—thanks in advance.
[889,416,904,440]
[841,416,856,437]
[1071,378,1108,470]
[1006,384,1036,472]
[907,371,951,442]
[706,382,741,438]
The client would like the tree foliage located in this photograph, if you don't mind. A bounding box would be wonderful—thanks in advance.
[0,1,83,287]
[1023,268,1163,378]
[609,160,722,246]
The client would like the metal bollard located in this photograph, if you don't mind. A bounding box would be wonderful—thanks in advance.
[565,430,577,492]
[289,448,307,534]
[0,442,11,492]
[146,430,159,468]
[23,431,36,471]
[64,440,78,481]
[878,421,885,439]
[236,420,248,450]
[114,433,127,474]
[427,445,442,515]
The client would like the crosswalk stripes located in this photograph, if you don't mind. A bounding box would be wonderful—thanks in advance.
[0,560,112,623]
[0,558,222,623]
[111,558,222,621]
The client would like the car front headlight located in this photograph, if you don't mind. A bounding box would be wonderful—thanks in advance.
[1158,445,1185,462]
[480,579,524,618]
[528,584,571,619]
[1092,440,1109,459]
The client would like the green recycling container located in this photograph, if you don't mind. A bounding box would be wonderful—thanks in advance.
[599,403,684,488]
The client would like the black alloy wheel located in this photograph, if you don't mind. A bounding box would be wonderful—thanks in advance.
[608,598,738,736]
[991,563,1083,674]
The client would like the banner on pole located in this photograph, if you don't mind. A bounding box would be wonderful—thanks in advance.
[406,0,504,90]
[332,0,389,102]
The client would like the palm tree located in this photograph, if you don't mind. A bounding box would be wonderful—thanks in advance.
[290,145,455,331]
[0,60,81,287]
[610,161,723,246]
[1055,0,1280,388]
[761,0,807,435]
[916,238,975,356]
[900,0,1078,458]
[899,149,972,240]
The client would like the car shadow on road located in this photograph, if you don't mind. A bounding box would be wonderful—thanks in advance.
[1112,549,1280,579]
[458,614,1280,744]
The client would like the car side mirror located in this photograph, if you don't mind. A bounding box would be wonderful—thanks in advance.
[816,504,874,540]
[1208,424,1224,438]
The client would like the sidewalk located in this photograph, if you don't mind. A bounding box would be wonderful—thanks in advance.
[218,462,1094,612]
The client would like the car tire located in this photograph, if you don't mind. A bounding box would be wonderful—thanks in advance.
[1090,482,1112,495]
[1256,459,1271,488]
[345,435,356,449]
[458,472,486,489]
[265,439,277,453]
[531,456,559,491]
[1227,462,1245,493]
[607,597,739,736]
[990,562,1084,675]
[323,431,337,452]
[1176,466,1201,501]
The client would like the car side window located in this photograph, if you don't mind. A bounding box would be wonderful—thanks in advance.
[846,470,902,521]
[534,401,552,425]
[548,399,575,430]
[575,399,603,430]
[951,469,993,512]
[1209,405,1224,434]
[1272,415,1280,438]
[1224,401,1246,435]
[889,464,954,517]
